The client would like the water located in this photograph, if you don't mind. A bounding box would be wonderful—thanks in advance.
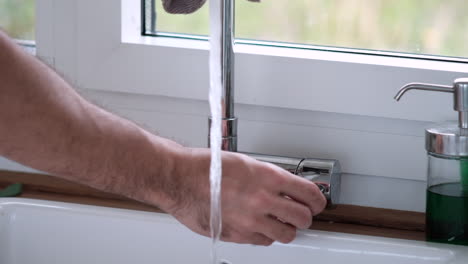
[426,182,468,245]
[208,0,223,263]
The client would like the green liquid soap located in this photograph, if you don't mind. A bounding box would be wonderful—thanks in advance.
[426,183,468,246]
[461,159,468,191]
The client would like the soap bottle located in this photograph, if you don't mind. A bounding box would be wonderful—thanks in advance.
[395,78,468,246]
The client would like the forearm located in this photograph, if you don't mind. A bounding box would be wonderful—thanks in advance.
[0,31,327,246]
[0,31,183,210]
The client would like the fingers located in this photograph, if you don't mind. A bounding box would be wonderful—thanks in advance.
[209,153,327,246]
[258,216,297,244]
[269,195,312,229]
[222,229,274,246]
[226,217,295,245]
[229,218,295,245]
[274,167,327,215]
[246,232,274,246]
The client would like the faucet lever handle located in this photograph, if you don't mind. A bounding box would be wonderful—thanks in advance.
[297,159,341,208]
[244,153,341,208]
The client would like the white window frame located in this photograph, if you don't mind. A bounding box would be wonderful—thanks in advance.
[35,0,468,187]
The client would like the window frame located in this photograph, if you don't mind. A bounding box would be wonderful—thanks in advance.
[142,0,468,66]
[37,0,468,122]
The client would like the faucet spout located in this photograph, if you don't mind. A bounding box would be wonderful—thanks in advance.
[394,83,453,101]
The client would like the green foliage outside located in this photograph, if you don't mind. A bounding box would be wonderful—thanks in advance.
[0,0,35,40]
[155,0,468,58]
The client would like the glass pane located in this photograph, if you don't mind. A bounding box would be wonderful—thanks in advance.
[0,0,35,40]
[148,0,208,36]
[148,0,468,59]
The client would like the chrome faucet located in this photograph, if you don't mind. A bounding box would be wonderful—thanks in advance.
[208,0,341,207]
[208,0,237,151]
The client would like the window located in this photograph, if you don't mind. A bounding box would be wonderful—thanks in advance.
[32,0,468,196]
[0,0,35,40]
[144,0,468,61]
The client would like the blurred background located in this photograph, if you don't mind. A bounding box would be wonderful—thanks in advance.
[1,0,467,58]
[154,0,468,58]
[0,0,34,40]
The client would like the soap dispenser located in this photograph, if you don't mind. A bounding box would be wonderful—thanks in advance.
[395,78,468,246]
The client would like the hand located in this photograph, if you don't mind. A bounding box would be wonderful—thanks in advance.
[161,148,327,246]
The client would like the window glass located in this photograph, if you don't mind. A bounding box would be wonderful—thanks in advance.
[146,0,468,59]
[0,0,35,40]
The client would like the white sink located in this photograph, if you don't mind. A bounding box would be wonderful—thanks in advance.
[0,198,466,264]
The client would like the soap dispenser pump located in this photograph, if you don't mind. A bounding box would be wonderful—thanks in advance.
[395,78,468,246]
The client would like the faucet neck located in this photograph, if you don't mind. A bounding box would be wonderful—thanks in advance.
[208,0,237,152]
[221,0,235,120]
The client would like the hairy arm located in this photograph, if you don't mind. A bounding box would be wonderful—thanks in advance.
[0,31,326,245]
[0,31,183,210]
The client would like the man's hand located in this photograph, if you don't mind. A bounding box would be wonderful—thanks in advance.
[148,148,327,245]
[157,0,326,245]
[162,0,260,14]
[0,30,326,247]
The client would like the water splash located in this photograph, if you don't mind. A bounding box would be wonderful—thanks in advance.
[209,0,223,263]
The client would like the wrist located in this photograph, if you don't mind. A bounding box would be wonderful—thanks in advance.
[160,147,210,215]
[134,133,194,213]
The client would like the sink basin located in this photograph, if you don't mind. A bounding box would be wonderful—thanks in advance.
[0,198,466,264]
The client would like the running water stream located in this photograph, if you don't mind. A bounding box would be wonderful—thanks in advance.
[208,0,223,263]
